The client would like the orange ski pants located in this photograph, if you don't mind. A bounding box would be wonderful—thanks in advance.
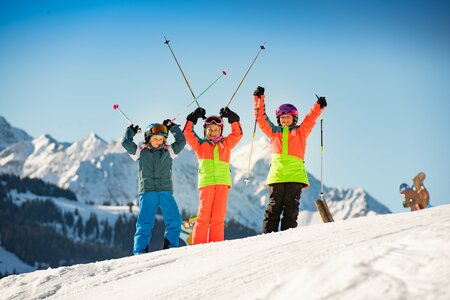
[192,185,229,244]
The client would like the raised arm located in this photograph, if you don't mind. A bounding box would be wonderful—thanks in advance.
[182,107,206,151]
[298,96,327,139]
[121,126,138,155]
[219,107,243,149]
[167,122,186,155]
[253,86,276,137]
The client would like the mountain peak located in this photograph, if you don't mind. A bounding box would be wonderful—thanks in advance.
[0,115,9,126]
[34,134,57,144]
[65,132,108,161]
[80,133,107,150]
[0,116,33,151]
[84,132,107,144]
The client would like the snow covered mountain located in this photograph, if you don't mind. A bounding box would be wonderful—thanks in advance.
[0,132,137,206]
[1,204,448,300]
[0,116,390,232]
[0,116,32,152]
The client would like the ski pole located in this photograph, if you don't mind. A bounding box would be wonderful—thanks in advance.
[225,44,265,108]
[113,104,141,133]
[244,97,261,185]
[316,94,324,201]
[314,95,334,223]
[171,70,227,122]
[164,36,199,107]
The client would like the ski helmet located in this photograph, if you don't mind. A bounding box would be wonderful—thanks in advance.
[188,214,197,224]
[203,115,224,137]
[275,104,298,125]
[144,123,168,143]
[399,183,411,193]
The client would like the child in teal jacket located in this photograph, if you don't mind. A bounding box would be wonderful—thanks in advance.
[122,120,186,254]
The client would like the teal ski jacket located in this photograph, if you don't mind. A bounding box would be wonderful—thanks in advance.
[122,124,186,193]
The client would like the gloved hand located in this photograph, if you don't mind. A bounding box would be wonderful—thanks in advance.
[129,124,140,135]
[163,119,175,129]
[186,107,206,124]
[253,86,265,97]
[220,107,240,123]
[317,96,327,109]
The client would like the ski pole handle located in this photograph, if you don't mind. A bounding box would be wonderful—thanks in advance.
[113,104,141,133]
[164,36,199,107]
[226,44,265,108]
[196,70,227,100]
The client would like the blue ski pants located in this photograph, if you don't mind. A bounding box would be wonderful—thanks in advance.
[133,191,182,255]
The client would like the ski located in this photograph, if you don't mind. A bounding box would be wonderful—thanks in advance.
[315,199,334,223]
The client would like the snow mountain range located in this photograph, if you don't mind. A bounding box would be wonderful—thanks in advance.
[0,116,391,232]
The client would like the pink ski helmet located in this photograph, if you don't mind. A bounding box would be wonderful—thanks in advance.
[203,115,224,138]
[275,104,298,125]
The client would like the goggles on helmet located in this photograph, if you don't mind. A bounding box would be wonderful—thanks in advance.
[145,123,168,138]
[276,104,298,118]
[204,116,224,127]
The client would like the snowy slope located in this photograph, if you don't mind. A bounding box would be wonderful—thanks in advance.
[1,205,449,300]
[0,247,35,276]
[8,190,137,231]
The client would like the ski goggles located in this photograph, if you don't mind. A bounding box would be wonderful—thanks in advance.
[276,106,298,117]
[204,115,223,126]
[145,124,168,136]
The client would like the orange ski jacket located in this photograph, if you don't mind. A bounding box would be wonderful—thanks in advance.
[254,95,322,186]
[184,121,243,189]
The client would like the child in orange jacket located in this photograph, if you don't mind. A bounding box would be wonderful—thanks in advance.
[183,106,243,244]
[253,86,327,233]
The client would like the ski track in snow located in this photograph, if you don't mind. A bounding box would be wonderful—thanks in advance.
[1,205,450,300]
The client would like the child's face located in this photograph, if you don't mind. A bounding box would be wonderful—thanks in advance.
[206,124,221,140]
[279,114,294,126]
[149,135,165,148]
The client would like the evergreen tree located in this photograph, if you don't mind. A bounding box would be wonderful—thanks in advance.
[102,220,112,245]
[64,211,74,227]
[85,213,99,239]
[75,216,84,239]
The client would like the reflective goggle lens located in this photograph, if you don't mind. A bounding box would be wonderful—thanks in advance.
[276,107,298,117]
[151,124,168,135]
[205,116,223,126]
[279,108,292,115]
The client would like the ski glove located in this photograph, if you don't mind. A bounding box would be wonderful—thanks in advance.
[129,124,140,135]
[253,86,265,97]
[186,107,206,124]
[220,107,240,123]
[317,96,327,109]
[163,119,175,129]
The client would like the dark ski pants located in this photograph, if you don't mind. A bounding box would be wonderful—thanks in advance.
[262,182,304,233]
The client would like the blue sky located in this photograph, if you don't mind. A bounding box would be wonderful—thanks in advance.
[1,0,449,213]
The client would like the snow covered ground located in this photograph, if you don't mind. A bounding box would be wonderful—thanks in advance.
[0,247,35,276]
[1,205,449,300]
